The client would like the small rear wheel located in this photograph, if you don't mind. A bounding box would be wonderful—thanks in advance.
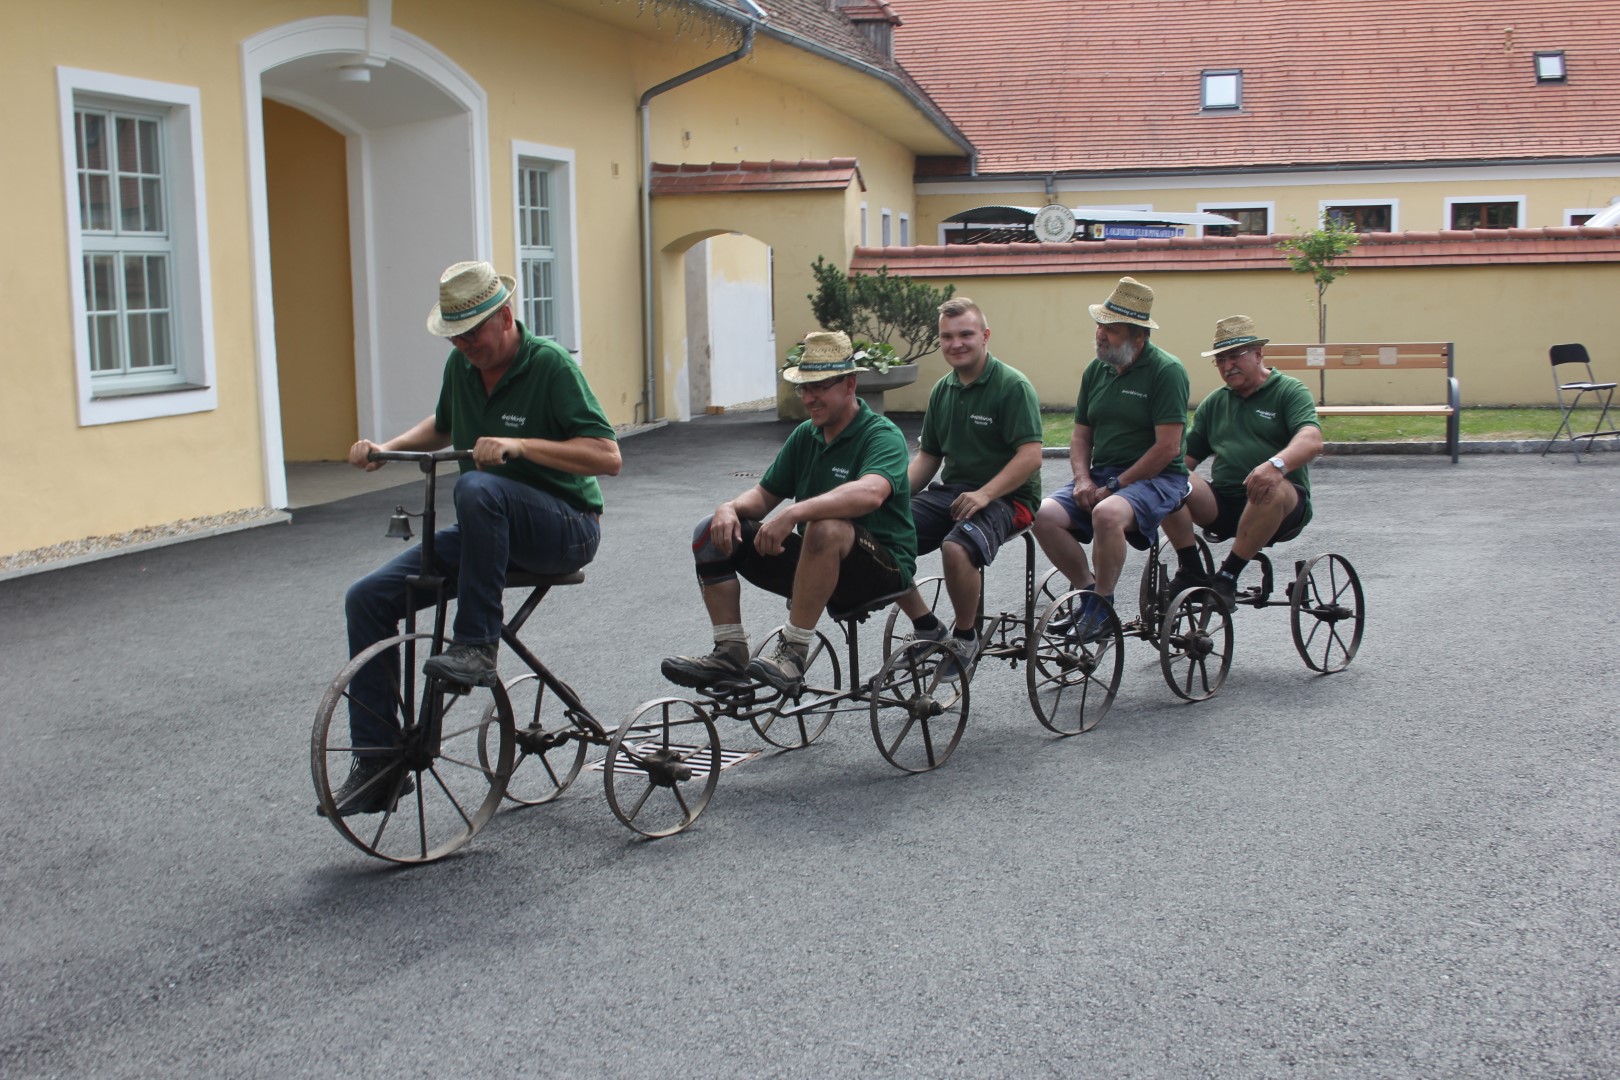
[483,673,587,806]
[313,633,514,864]
[1026,591,1124,735]
[868,641,969,773]
[1290,553,1365,673]
[605,698,720,838]
[1158,588,1233,701]
[881,576,944,662]
[1139,535,1214,640]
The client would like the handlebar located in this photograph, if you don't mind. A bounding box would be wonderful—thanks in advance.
[366,449,473,464]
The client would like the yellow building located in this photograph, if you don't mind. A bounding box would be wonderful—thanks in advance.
[3,0,973,557]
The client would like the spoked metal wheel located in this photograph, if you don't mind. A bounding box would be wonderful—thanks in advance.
[312,633,514,864]
[1026,591,1125,735]
[483,673,587,806]
[1290,553,1365,673]
[605,698,720,838]
[1138,536,1214,641]
[868,641,969,773]
[749,628,842,749]
[1158,588,1234,701]
[881,575,943,661]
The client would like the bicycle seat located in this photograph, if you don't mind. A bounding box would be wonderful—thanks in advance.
[827,588,912,624]
[506,570,585,589]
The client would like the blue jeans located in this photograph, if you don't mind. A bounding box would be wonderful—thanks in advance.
[343,471,601,751]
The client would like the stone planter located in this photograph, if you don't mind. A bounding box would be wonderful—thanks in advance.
[855,363,919,415]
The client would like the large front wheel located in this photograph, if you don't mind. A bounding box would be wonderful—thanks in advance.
[1291,553,1365,673]
[605,698,720,838]
[312,633,514,864]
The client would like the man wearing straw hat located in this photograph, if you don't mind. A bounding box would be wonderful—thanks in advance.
[661,330,916,694]
[892,296,1043,677]
[1032,276,1194,643]
[1163,315,1322,607]
[332,260,620,815]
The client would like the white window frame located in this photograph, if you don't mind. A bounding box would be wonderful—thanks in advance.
[58,67,216,426]
[1197,200,1275,236]
[899,213,910,246]
[860,201,869,245]
[1319,199,1399,233]
[1444,195,1526,230]
[881,208,892,247]
[1566,208,1607,226]
[511,141,581,359]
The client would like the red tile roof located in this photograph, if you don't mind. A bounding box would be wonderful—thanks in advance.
[652,158,866,194]
[850,228,1620,275]
[887,0,1620,173]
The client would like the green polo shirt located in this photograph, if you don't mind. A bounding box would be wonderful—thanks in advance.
[1074,340,1190,473]
[434,325,617,513]
[1187,368,1319,522]
[919,354,1044,513]
[759,400,916,586]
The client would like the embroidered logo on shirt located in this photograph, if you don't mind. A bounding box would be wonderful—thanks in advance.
[830,465,850,480]
[970,413,994,427]
[1255,409,1278,420]
[501,413,527,428]
[1120,389,1148,400]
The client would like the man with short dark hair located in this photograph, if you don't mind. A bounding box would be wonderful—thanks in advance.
[662,331,916,694]
[894,297,1042,675]
[1032,276,1193,642]
[1164,315,1323,606]
[333,260,621,815]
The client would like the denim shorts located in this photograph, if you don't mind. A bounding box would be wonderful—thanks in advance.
[1047,467,1192,551]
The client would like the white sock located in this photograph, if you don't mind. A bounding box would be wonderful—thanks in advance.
[782,623,816,649]
[714,624,747,650]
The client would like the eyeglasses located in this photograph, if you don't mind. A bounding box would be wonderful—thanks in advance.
[794,375,847,398]
[1213,346,1261,364]
[449,311,499,347]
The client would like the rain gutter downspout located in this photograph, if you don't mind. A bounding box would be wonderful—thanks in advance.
[638,20,758,425]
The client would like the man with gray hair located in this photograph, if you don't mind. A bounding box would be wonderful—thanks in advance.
[893,297,1043,676]
[1032,276,1194,642]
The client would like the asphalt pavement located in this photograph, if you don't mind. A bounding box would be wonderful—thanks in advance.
[2,411,1617,1078]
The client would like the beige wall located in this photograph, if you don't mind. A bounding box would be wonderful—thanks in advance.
[265,101,356,460]
[876,261,1620,412]
[916,173,1620,241]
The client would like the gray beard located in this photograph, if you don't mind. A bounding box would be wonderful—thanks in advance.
[1098,339,1137,370]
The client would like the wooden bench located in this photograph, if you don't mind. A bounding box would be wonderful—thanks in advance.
[1264,342,1461,463]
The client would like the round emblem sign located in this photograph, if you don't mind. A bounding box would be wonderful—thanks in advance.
[1032,204,1076,243]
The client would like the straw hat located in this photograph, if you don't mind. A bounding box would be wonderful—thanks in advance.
[781,331,868,384]
[426,261,516,337]
[1200,315,1271,357]
[1088,276,1159,330]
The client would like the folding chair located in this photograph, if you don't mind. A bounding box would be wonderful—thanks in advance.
[1542,343,1620,462]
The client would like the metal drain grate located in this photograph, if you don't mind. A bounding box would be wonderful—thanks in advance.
[732,471,761,478]
[587,742,759,780]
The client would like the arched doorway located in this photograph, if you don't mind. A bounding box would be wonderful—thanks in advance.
[242,18,490,506]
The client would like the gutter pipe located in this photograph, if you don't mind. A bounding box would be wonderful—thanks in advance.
[638,22,757,425]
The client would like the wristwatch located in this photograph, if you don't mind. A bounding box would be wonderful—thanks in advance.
[1268,456,1287,472]
[1105,475,1121,493]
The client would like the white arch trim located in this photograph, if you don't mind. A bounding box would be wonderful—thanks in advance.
[240,16,490,508]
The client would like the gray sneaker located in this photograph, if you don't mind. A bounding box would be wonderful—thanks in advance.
[423,641,499,687]
[897,621,947,652]
[747,640,809,695]
[940,634,980,682]
[661,641,749,688]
